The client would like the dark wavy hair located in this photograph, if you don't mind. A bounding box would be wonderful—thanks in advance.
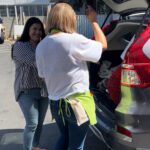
[18,17,45,42]
[11,17,45,59]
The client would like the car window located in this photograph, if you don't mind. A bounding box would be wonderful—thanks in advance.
[121,35,135,60]
[143,39,150,59]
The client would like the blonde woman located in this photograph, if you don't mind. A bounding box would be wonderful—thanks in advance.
[36,3,107,150]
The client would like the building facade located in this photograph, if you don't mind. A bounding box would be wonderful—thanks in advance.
[0,0,50,38]
[0,0,49,17]
[0,0,112,39]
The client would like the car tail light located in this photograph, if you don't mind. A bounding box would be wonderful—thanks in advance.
[121,64,141,86]
[121,63,150,87]
[117,125,132,138]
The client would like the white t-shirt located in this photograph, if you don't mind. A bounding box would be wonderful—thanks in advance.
[36,32,102,100]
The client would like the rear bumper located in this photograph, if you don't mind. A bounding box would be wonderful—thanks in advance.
[90,124,150,150]
[90,125,135,150]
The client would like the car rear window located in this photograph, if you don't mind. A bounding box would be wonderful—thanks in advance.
[143,39,150,59]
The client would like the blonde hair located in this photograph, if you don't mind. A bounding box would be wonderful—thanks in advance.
[46,3,76,33]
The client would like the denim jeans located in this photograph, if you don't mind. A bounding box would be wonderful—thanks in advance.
[50,100,89,150]
[18,88,48,150]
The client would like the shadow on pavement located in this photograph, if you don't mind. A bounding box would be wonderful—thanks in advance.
[0,123,108,150]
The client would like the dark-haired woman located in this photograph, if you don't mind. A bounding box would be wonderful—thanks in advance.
[12,17,48,150]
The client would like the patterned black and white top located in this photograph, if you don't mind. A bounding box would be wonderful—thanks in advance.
[13,41,47,101]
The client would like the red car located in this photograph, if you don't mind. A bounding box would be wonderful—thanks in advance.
[89,0,150,150]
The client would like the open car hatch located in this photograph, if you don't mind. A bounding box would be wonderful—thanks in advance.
[102,0,148,14]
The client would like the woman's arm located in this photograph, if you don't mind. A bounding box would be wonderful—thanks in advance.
[86,6,107,50]
[13,42,36,66]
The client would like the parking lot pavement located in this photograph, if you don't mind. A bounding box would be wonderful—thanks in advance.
[0,41,109,150]
[0,123,109,150]
[0,40,13,53]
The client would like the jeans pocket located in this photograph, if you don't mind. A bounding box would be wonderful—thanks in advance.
[18,91,28,102]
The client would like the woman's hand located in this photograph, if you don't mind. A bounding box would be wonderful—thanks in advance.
[86,5,97,23]
[86,5,107,50]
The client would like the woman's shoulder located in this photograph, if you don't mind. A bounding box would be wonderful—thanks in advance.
[13,41,29,51]
[72,33,88,40]
[14,41,29,47]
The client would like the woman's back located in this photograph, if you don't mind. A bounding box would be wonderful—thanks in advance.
[36,32,102,100]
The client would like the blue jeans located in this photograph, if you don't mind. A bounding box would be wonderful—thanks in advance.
[50,100,89,150]
[18,88,48,150]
